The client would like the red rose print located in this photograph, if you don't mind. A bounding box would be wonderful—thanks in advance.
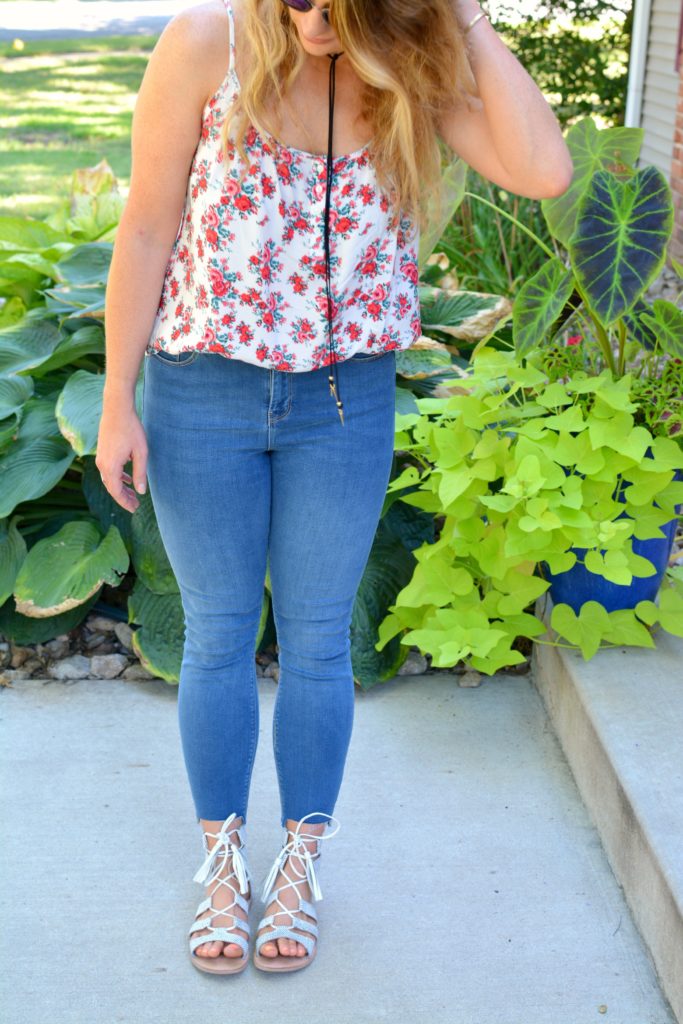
[209,268,228,296]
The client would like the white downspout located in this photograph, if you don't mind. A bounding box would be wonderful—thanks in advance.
[624,0,653,131]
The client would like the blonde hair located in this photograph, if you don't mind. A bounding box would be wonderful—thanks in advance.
[219,0,479,234]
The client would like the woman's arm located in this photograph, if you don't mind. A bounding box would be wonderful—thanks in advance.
[437,0,574,200]
[98,1,228,510]
[102,2,228,410]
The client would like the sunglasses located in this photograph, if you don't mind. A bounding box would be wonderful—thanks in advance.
[280,0,331,24]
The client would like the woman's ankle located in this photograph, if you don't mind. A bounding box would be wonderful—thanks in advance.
[200,815,245,847]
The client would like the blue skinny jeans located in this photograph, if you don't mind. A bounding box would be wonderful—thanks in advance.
[141,348,397,827]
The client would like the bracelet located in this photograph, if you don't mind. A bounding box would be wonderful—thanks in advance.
[464,9,488,33]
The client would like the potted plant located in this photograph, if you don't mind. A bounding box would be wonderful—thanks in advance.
[373,116,683,668]
[509,115,682,611]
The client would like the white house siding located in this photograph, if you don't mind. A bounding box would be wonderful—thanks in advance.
[638,0,681,171]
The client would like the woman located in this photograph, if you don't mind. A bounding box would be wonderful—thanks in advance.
[96,0,573,977]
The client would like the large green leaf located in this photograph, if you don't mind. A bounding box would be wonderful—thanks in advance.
[380,496,436,553]
[56,242,113,286]
[130,488,180,595]
[0,296,27,329]
[0,252,59,281]
[622,298,659,350]
[395,343,459,380]
[569,165,673,326]
[541,118,644,248]
[418,153,469,270]
[395,385,421,418]
[0,318,61,375]
[0,589,99,645]
[42,282,106,319]
[0,413,20,453]
[0,397,75,518]
[0,517,27,607]
[0,374,34,419]
[81,454,134,553]
[55,369,106,455]
[419,284,511,341]
[351,524,418,691]
[128,576,185,683]
[0,215,68,254]
[13,519,129,617]
[640,300,683,359]
[34,324,105,375]
[513,257,576,356]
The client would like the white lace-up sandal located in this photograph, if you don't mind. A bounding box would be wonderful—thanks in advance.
[253,812,341,973]
[188,813,252,975]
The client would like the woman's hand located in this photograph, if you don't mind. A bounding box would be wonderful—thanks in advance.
[96,395,149,514]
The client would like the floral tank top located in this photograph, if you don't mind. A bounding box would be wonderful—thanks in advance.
[145,0,422,372]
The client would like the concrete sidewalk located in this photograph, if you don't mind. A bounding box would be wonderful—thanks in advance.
[0,668,676,1023]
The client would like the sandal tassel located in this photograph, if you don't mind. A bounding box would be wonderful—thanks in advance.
[192,812,250,893]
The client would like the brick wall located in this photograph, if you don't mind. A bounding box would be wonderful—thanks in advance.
[671,40,683,262]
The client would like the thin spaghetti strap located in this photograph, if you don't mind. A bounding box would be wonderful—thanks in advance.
[222,0,236,76]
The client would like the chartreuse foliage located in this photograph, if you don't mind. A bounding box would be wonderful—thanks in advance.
[376,349,683,670]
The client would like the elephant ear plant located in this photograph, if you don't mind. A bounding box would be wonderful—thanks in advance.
[375,116,683,669]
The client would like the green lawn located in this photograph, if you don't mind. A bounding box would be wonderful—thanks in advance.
[0,35,157,218]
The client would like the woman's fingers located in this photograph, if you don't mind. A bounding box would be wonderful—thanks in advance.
[100,467,142,512]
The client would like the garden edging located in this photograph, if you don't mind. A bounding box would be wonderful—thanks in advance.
[532,599,683,1024]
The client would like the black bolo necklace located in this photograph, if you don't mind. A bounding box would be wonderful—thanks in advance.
[325,52,345,426]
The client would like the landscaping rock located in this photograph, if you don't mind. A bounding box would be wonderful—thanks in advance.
[85,615,119,633]
[458,670,483,687]
[90,653,130,679]
[114,622,134,651]
[0,668,32,684]
[24,656,47,674]
[37,637,71,659]
[47,655,91,680]
[84,632,107,650]
[10,646,33,668]
[397,651,429,675]
[121,664,156,681]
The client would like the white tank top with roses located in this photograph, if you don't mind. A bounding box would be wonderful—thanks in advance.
[145,0,422,371]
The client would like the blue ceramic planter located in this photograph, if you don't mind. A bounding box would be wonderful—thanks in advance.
[543,467,682,614]
[544,517,679,613]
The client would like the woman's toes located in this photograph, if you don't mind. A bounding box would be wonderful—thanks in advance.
[222,942,243,957]
[260,939,278,957]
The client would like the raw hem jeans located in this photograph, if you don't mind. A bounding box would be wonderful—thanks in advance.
[141,347,397,828]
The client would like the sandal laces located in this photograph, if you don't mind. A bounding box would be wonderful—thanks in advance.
[260,812,341,905]
[192,812,250,894]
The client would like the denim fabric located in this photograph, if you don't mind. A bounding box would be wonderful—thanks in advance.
[141,348,397,826]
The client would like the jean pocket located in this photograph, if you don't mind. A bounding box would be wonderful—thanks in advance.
[348,349,389,362]
[148,347,199,365]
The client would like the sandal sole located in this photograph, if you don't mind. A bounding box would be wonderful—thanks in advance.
[252,946,317,972]
[189,949,250,975]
